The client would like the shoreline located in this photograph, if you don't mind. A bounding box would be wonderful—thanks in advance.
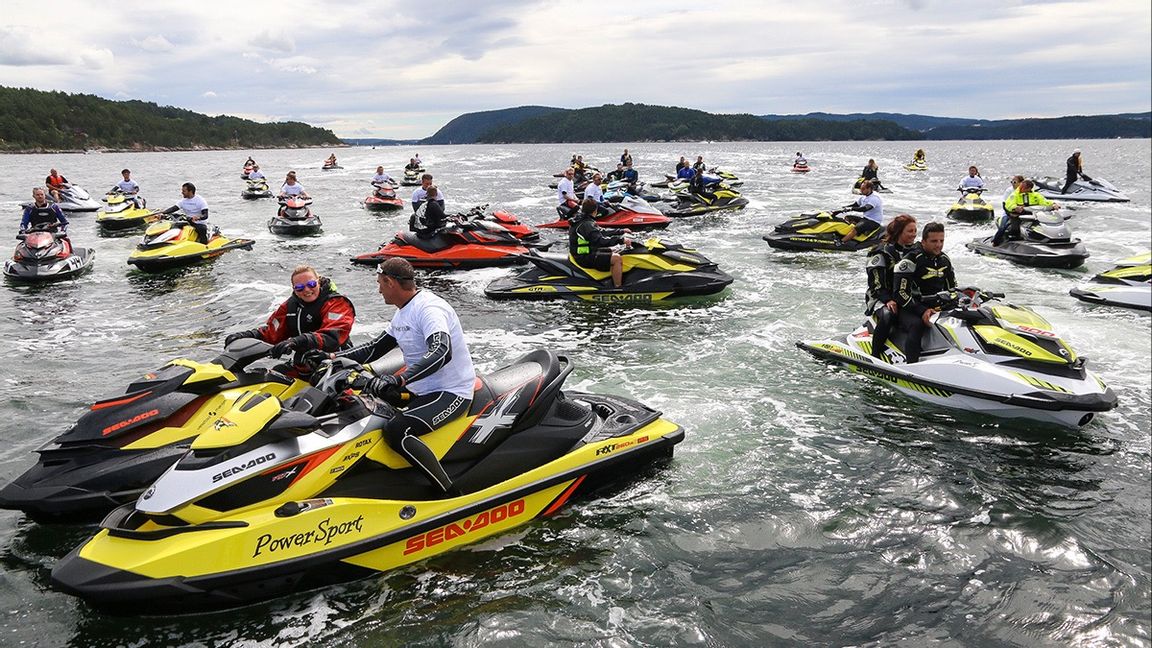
[0,143,348,155]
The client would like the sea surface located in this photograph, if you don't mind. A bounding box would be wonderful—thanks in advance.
[0,141,1149,647]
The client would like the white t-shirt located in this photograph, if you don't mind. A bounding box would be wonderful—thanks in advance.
[178,195,209,219]
[411,186,445,205]
[280,183,305,196]
[372,173,393,184]
[856,193,884,224]
[116,180,139,193]
[959,176,985,189]
[583,181,603,203]
[248,170,265,180]
[556,178,575,205]
[387,290,475,398]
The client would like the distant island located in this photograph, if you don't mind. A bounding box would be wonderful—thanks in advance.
[0,86,342,153]
[418,103,1152,144]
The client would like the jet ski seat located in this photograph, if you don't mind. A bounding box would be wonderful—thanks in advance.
[395,232,453,253]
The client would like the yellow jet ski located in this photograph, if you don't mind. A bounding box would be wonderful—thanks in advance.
[127,217,255,273]
[96,193,162,233]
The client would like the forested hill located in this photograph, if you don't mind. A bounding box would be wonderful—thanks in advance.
[0,86,342,152]
[421,106,568,144]
[476,104,917,143]
[922,113,1151,140]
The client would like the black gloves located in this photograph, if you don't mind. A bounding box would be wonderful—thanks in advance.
[224,330,257,348]
[350,373,401,397]
[269,335,314,359]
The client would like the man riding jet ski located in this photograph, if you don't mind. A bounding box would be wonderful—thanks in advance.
[1069,252,1152,312]
[967,180,1087,269]
[5,188,95,282]
[51,291,684,612]
[128,182,255,272]
[0,339,329,520]
[1031,176,1129,203]
[798,287,1117,428]
[97,191,161,232]
[269,196,323,236]
[764,181,884,252]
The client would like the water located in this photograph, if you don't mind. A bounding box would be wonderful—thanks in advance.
[1,141,1149,647]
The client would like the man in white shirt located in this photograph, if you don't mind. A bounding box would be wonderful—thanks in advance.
[556,167,577,218]
[113,168,143,208]
[840,181,884,244]
[958,166,985,190]
[162,182,211,242]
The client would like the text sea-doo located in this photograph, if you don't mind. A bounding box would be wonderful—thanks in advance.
[1032,176,1129,203]
[946,188,996,223]
[51,185,102,212]
[966,211,1088,269]
[50,350,684,613]
[96,193,161,233]
[3,226,95,283]
[662,186,748,218]
[269,197,323,236]
[241,179,273,200]
[127,218,255,273]
[485,238,733,303]
[538,196,671,231]
[1069,252,1151,312]
[798,289,1117,428]
[0,341,319,521]
[763,210,880,252]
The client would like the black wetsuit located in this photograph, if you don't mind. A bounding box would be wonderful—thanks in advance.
[1061,154,1083,194]
[893,245,957,363]
[864,241,911,359]
[689,171,715,202]
[569,215,624,272]
[412,200,448,239]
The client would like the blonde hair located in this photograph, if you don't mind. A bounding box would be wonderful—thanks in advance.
[291,265,318,280]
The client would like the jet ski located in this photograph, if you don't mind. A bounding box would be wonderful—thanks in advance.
[96,193,161,233]
[485,238,733,302]
[350,224,547,269]
[240,179,273,200]
[3,225,95,283]
[322,163,343,171]
[762,210,882,252]
[400,168,425,186]
[50,184,102,212]
[1032,176,1129,203]
[791,161,811,173]
[127,218,255,273]
[798,288,1118,428]
[602,180,661,203]
[1069,252,1151,312]
[50,349,685,613]
[363,184,404,212]
[269,197,323,236]
[706,168,743,187]
[946,188,996,222]
[0,340,327,521]
[852,178,891,194]
[538,196,671,231]
[451,204,540,241]
[966,210,1088,269]
[903,160,928,171]
[662,186,748,218]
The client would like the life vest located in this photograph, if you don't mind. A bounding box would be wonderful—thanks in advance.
[46,175,67,188]
[284,278,354,338]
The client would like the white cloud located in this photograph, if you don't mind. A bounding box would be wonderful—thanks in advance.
[134,34,175,53]
[250,30,295,54]
[79,48,114,70]
[203,91,218,98]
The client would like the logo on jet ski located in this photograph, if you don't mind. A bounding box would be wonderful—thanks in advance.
[595,436,650,456]
[102,409,160,436]
[212,453,276,482]
[403,498,527,555]
[1015,325,1055,338]
[588,294,653,303]
[252,514,366,557]
[213,418,237,431]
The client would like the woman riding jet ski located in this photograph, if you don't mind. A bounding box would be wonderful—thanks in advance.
[945,187,995,222]
[4,224,95,283]
[539,195,671,231]
[269,196,323,236]
[798,288,1118,428]
[0,340,334,521]
[50,349,685,613]
[966,211,1088,269]
[96,191,161,232]
[485,237,732,303]
[1069,252,1152,312]
[1032,176,1129,203]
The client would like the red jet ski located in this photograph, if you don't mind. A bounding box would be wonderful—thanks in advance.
[350,223,548,269]
[457,204,540,242]
[538,196,671,231]
[364,185,404,212]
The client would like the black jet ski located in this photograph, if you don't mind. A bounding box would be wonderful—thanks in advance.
[269,196,322,236]
[946,188,996,222]
[400,168,425,186]
[0,340,333,521]
[966,211,1088,269]
[661,185,748,217]
[798,288,1117,428]
[1032,176,1129,203]
[486,238,733,303]
[50,350,684,613]
[763,210,881,252]
[240,179,273,200]
[852,178,891,194]
[3,225,95,282]
[1069,252,1151,312]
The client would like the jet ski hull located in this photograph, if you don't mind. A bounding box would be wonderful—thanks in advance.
[1033,177,1129,203]
[3,248,95,282]
[1070,284,1152,312]
[127,239,256,273]
[966,237,1088,269]
[363,196,404,211]
[51,397,684,613]
[352,242,532,269]
[763,212,882,252]
[240,189,273,200]
[268,216,323,236]
[662,197,748,218]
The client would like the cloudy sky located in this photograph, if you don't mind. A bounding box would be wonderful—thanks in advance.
[2,0,1149,138]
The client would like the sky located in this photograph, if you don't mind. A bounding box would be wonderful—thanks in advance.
[2,0,1150,139]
